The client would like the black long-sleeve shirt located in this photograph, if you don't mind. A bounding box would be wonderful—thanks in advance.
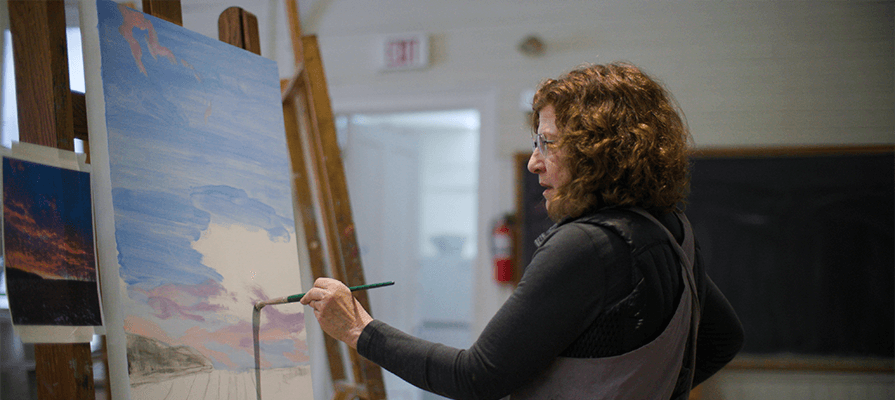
[358,209,744,399]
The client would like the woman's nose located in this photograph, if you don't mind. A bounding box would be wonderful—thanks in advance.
[527,149,543,174]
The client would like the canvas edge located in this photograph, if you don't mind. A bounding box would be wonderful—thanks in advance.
[78,0,132,398]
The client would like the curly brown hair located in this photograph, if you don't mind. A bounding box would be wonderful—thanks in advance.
[531,62,691,219]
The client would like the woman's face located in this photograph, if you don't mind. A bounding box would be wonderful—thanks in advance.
[527,104,571,211]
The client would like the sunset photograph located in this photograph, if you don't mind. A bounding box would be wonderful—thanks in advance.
[3,156,101,326]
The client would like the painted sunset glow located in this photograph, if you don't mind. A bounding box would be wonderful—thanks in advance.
[97,0,307,373]
[3,158,96,281]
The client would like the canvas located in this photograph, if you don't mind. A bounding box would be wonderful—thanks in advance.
[80,0,313,398]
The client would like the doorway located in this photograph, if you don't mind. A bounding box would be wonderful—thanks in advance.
[337,109,480,400]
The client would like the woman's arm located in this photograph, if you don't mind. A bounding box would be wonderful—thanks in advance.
[357,223,629,399]
[692,276,744,385]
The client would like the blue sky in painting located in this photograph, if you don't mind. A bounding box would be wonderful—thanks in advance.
[95,0,309,372]
[96,0,293,292]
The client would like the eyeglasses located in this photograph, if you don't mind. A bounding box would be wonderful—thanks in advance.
[531,133,556,156]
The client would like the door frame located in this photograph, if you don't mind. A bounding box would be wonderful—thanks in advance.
[331,89,502,336]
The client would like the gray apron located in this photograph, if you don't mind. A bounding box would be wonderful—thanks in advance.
[511,209,699,400]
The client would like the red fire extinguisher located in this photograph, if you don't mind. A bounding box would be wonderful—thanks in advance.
[492,215,515,283]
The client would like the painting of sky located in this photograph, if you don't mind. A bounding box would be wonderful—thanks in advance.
[3,156,101,326]
[93,0,310,396]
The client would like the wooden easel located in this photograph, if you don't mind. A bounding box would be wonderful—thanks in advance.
[280,1,387,399]
[8,1,92,398]
[9,0,384,398]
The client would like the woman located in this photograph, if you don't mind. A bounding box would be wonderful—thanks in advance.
[301,62,744,399]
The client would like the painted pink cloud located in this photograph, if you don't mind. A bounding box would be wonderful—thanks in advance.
[180,325,241,368]
[117,4,177,75]
[124,314,246,368]
[127,281,308,368]
[177,316,308,369]
[124,315,177,345]
[135,279,229,322]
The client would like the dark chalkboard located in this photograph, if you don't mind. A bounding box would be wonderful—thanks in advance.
[515,147,894,361]
[687,148,893,359]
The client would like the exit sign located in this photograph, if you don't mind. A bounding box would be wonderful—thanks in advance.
[379,33,429,71]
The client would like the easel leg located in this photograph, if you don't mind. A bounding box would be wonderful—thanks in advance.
[9,1,92,397]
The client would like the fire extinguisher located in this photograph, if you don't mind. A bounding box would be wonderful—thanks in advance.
[492,214,515,283]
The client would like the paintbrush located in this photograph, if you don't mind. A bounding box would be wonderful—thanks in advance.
[253,281,395,311]
[252,280,394,399]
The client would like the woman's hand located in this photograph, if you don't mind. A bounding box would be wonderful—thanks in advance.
[299,277,373,349]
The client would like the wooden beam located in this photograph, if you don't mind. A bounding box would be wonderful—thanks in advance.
[282,86,349,385]
[72,91,90,162]
[281,2,387,397]
[296,35,366,389]
[219,7,261,55]
[300,35,387,400]
[301,36,367,298]
[285,0,304,66]
[72,92,88,142]
[692,144,895,159]
[9,0,75,151]
[727,355,895,373]
[33,344,96,399]
[141,0,182,26]
[8,1,91,397]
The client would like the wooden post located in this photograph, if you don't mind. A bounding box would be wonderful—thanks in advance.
[72,91,89,162]
[219,7,261,55]
[282,78,352,388]
[281,0,387,397]
[9,0,75,151]
[141,0,182,27]
[8,1,91,398]
[299,37,387,399]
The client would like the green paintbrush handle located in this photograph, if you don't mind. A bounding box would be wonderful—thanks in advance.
[285,281,395,304]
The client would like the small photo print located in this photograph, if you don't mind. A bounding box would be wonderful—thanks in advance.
[3,155,102,327]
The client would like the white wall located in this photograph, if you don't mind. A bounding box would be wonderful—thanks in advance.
[309,0,894,148]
